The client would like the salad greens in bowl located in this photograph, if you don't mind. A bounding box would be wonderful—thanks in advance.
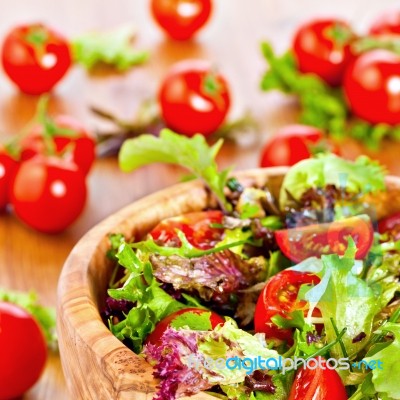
[58,130,400,400]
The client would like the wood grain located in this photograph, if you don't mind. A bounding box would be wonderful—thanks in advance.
[0,1,400,399]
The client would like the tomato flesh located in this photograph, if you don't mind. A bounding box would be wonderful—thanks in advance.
[288,357,347,400]
[260,125,325,168]
[10,156,87,233]
[159,60,231,137]
[254,270,320,341]
[146,308,224,346]
[150,210,224,250]
[0,302,47,400]
[344,49,400,125]
[1,23,71,95]
[292,18,354,86]
[20,115,96,175]
[151,0,212,40]
[275,215,374,263]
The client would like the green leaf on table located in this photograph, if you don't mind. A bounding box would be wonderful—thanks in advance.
[72,25,148,71]
[119,128,231,211]
[0,289,57,348]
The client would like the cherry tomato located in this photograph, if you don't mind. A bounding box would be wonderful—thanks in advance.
[369,10,400,35]
[151,0,212,40]
[0,302,47,400]
[275,215,374,263]
[150,210,224,250]
[378,212,400,241]
[0,146,18,211]
[1,23,72,95]
[288,357,347,400]
[146,308,224,346]
[10,155,87,233]
[254,270,320,341]
[344,49,400,125]
[260,125,325,168]
[292,18,355,86]
[20,115,96,175]
[159,60,231,137]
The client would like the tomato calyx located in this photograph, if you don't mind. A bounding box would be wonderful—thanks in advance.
[325,22,355,48]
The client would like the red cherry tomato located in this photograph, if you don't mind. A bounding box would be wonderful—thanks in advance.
[344,49,400,125]
[292,18,355,86]
[275,215,374,263]
[146,308,224,346]
[260,125,325,168]
[378,212,400,241]
[0,302,47,400]
[0,146,18,211]
[1,23,72,95]
[150,210,224,250]
[369,10,400,35]
[20,115,96,175]
[159,60,231,137]
[10,156,87,233]
[151,0,212,40]
[288,357,347,400]
[254,270,320,341]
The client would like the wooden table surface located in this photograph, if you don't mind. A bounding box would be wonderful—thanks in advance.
[0,1,399,399]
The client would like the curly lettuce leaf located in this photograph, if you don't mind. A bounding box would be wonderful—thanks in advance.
[279,154,386,209]
[0,289,57,348]
[143,320,279,399]
[72,25,148,71]
[364,323,400,399]
[119,129,231,211]
[294,240,379,358]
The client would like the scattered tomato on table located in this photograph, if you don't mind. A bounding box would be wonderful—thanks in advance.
[1,23,72,95]
[151,0,212,40]
[159,59,231,137]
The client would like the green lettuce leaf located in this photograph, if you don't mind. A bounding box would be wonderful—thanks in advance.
[119,129,231,211]
[294,240,379,358]
[279,154,386,209]
[364,323,400,399]
[72,25,148,71]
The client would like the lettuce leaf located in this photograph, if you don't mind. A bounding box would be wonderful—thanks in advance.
[294,240,379,358]
[143,320,279,399]
[119,129,231,211]
[279,154,386,209]
[364,323,400,399]
[72,25,148,71]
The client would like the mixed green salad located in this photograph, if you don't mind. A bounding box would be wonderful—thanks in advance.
[102,130,400,400]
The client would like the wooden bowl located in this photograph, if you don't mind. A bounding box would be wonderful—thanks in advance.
[57,168,400,400]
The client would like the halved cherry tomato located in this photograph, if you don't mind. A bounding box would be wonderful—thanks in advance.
[1,23,71,95]
[20,115,96,175]
[288,356,347,400]
[254,270,320,341]
[275,215,374,263]
[150,210,224,250]
[292,18,355,86]
[0,302,47,400]
[159,60,231,137]
[369,10,400,35]
[151,0,212,40]
[260,125,326,168]
[10,155,87,233]
[146,308,224,346]
[378,212,400,241]
[0,146,18,211]
[344,49,400,125]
